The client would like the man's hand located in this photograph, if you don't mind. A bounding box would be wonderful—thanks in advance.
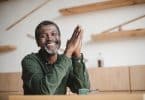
[64,25,83,58]
[72,26,83,58]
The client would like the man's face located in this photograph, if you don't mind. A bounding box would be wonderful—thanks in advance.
[38,25,60,54]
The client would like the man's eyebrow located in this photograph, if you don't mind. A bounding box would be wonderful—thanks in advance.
[51,30,59,33]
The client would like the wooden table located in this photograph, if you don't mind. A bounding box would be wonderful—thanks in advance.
[9,94,144,100]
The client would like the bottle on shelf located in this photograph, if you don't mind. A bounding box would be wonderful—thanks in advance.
[97,52,104,68]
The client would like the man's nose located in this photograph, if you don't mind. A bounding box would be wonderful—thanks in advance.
[46,34,52,39]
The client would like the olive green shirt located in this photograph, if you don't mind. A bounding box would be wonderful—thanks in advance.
[21,49,90,95]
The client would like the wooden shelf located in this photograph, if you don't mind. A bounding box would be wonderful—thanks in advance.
[59,0,145,16]
[91,28,145,42]
[0,45,16,53]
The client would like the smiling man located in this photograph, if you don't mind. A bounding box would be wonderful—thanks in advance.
[21,20,90,95]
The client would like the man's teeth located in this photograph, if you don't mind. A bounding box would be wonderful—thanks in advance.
[47,42,55,46]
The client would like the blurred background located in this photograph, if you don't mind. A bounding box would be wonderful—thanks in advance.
[0,0,145,72]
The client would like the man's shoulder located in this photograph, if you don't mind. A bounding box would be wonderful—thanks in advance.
[21,52,43,71]
[22,52,39,62]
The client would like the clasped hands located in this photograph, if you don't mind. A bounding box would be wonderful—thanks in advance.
[64,25,83,58]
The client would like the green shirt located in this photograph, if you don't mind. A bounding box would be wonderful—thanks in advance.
[21,49,90,95]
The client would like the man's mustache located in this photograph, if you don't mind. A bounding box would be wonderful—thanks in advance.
[45,40,60,45]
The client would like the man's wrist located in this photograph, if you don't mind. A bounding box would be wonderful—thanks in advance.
[72,52,81,58]
[64,50,72,58]
[72,53,83,61]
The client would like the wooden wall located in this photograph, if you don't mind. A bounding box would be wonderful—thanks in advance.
[0,73,23,100]
[130,66,145,91]
[89,65,145,93]
[89,67,130,92]
[0,65,145,99]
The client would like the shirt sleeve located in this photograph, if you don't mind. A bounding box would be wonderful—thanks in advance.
[67,53,90,94]
[21,54,72,94]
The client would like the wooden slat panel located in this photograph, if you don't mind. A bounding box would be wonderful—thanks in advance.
[59,0,145,15]
[0,92,23,100]
[0,73,23,92]
[88,67,130,91]
[130,65,145,91]
[88,68,98,91]
[91,29,145,42]
[1,65,145,97]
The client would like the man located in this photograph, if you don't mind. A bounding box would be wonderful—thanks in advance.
[21,20,90,95]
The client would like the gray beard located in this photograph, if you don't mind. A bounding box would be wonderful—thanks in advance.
[44,46,58,54]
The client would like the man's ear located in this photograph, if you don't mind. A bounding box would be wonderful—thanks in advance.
[58,38,61,49]
[36,39,40,47]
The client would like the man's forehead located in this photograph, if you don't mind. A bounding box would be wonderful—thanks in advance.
[41,25,57,30]
[39,25,59,33]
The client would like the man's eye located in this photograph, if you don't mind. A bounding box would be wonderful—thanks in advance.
[52,33,57,36]
[40,35,46,38]
[51,33,56,36]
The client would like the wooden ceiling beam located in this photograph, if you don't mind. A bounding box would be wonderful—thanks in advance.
[91,28,145,42]
[6,0,51,31]
[59,0,145,16]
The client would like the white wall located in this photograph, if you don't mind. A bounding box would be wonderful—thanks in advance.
[0,0,145,72]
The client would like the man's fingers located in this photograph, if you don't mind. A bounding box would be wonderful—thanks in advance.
[76,26,83,41]
[80,28,83,40]
[73,25,79,36]
[72,26,83,46]
[76,27,83,49]
[65,26,84,57]
[75,27,81,38]
[71,25,79,41]
[68,25,83,49]
[74,29,82,45]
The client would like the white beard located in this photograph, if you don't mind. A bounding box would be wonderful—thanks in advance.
[44,46,58,54]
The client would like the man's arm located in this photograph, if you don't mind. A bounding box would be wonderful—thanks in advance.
[67,54,90,94]
[65,26,90,93]
[22,54,72,94]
